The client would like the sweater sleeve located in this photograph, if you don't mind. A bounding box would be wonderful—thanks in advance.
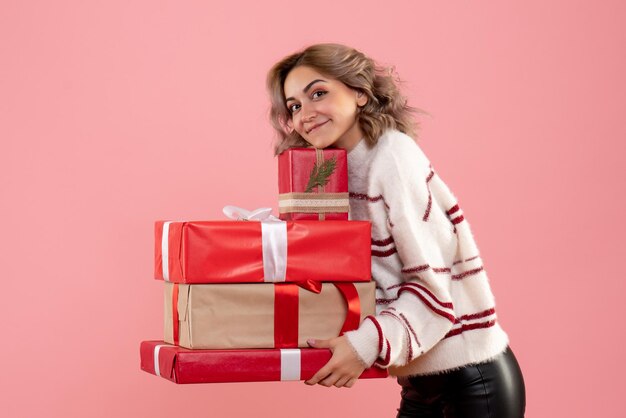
[345,134,459,368]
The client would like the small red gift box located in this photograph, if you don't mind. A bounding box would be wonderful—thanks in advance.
[154,220,371,284]
[140,341,388,383]
[278,148,349,220]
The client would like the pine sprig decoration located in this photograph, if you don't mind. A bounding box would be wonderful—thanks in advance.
[304,155,337,193]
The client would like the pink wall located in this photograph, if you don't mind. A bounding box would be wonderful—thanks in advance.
[2,1,625,416]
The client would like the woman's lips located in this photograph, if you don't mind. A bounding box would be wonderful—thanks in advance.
[307,120,329,134]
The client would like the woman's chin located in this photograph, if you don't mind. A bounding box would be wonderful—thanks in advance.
[304,136,334,149]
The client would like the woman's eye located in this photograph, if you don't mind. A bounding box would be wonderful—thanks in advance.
[312,90,327,99]
[288,103,300,113]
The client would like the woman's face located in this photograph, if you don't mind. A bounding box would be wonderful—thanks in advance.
[283,66,367,150]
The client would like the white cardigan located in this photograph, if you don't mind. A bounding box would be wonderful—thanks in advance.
[344,129,509,376]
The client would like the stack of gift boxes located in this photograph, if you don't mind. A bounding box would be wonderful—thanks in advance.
[140,149,387,384]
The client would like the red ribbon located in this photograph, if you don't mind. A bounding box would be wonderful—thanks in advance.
[172,284,180,346]
[334,282,361,335]
[299,279,322,294]
[273,282,361,348]
[274,283,300,348]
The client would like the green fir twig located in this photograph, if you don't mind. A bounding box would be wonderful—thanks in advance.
[305,155,337,193]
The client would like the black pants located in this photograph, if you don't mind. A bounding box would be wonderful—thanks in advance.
[396,347,525,418]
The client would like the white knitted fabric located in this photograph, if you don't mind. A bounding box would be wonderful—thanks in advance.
[344,129,509,376]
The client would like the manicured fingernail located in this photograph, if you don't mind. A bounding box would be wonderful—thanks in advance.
[307,339,315,346]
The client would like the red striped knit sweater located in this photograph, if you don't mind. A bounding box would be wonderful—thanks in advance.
[344,129,509,376]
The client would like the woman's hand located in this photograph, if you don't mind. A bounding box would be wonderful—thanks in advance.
[304,336,366,388]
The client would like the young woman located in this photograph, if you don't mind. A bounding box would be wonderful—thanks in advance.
[267,43,525,418]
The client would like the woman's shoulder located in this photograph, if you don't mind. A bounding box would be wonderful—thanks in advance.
[374,129,431,170]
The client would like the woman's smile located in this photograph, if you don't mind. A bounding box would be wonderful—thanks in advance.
[306,120,329,134]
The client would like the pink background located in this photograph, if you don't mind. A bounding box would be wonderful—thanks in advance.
[2,1,625,417]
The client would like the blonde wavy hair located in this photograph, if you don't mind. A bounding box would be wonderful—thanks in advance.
[267,43,421,155]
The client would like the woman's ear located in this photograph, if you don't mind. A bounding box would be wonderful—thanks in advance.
[356,91,368,107]
[281,119,294,134]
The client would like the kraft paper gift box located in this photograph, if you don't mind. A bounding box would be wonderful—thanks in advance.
[154,219,370,284]
[164,281,376,349]
[140,341,388,383]
[278,148,349,220]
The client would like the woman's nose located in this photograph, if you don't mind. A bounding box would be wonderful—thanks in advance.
[301,104,316,122]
